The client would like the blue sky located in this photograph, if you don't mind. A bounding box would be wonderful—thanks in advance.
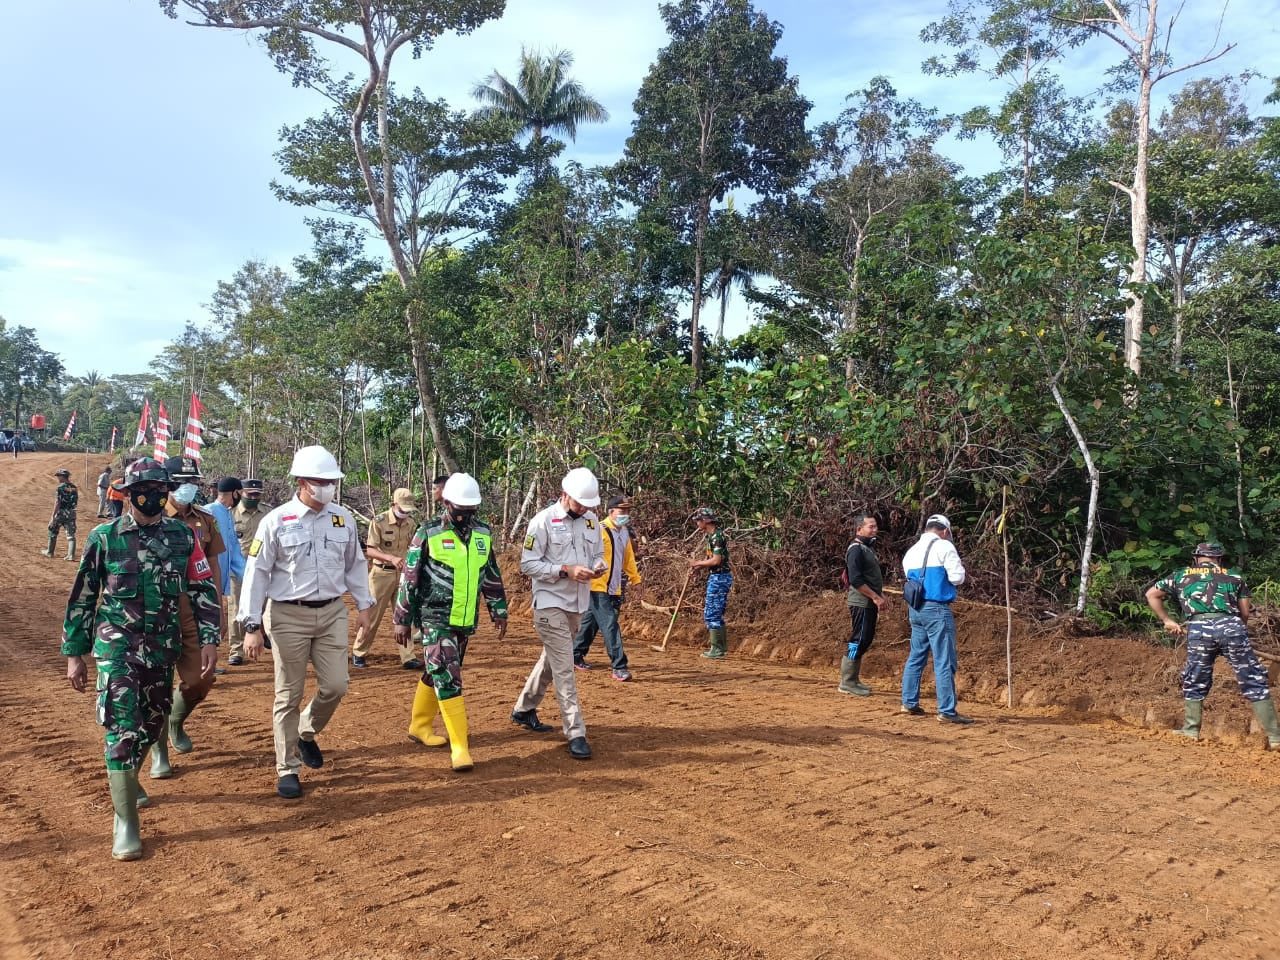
[1,0,1277,380]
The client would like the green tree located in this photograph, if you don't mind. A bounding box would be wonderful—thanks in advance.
[0,324,64,433]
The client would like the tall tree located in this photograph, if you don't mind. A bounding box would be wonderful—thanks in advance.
[472,47,608,157]
[622,0,810,382]
[160,0,507,471]
[0,324,64,433]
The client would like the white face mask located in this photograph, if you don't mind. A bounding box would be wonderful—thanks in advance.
[614,514,631,527]
[172,483,199,506]
[307,482,336,505]
[393,507,412,519]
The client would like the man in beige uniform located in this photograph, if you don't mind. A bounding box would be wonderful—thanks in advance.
[150,455,225,779]
[351,487,422,670]
[227,478,270,666]
[511,467,605,760]
[238,446,374,799]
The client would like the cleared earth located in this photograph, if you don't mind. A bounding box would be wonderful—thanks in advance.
[3,452,1279,960]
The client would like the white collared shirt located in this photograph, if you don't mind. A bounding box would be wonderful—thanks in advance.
[520,500,605,613]
[238,495,375,622]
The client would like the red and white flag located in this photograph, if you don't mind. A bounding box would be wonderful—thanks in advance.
[109,426,118,452]
[153,402,171,460]
[183,393,205,462]
[134,399,151,449]
[62,410,77,441]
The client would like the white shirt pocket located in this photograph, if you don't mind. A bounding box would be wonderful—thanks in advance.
[322,525,351,567]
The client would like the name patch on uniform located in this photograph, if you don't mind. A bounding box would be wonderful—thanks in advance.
[524,534,535,549]
[331,515,346,527]
[248,539,262,557]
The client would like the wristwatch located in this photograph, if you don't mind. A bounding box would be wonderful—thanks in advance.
[243,621,262,633]
[558,565,569,580]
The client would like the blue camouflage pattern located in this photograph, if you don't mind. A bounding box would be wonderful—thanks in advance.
[704,571,733,629]
[1182,617,1270,702]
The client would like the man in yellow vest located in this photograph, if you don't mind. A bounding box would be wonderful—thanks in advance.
[393,473,508,772]
[572,495,643,680]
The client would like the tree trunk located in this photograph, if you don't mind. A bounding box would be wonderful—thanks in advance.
[405,302,460,472]
[690,196,711,383]
[1122,59,1154,386]
[1047,372,1101,615]
[842,226,867,385]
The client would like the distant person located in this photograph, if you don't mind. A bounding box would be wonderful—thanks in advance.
[208,477,247,675]
[227,478,270,666]
[690,507,732,659]
[900,514,971,724]
[1146,541,1280,748]
[352,487,423,670]
[572,495,643,681]
[41,469,79,561]
[840,514,888,697]
[106,474,127,518]
[431,475,449,509]
[96,466,112,517]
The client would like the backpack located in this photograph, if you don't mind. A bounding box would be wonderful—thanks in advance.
[901,539,937,611]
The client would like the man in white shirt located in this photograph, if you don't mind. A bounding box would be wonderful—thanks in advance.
[511,467,605,760]
[238,445,375,799]
[96,466,112,517]
[900,514,972,724]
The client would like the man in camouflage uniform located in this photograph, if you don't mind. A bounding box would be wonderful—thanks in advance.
[61,457,220,861]
[1146,541,1280,747]
[393,472,507,772]
[42,469,79,561]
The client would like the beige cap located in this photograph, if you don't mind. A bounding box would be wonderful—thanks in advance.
[392,487,417,511]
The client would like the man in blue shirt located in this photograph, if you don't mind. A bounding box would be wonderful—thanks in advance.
[900,514,971,724]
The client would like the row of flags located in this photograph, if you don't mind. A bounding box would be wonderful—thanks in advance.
[55,393,205,460]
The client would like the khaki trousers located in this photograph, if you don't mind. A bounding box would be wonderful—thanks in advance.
[351,565,413,662]
[514,607,586,740]
[265,599,349,778]
[228,575,244,658]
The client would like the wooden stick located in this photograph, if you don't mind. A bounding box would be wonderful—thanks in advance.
[651,567,694,653]
[881,586,1017,614]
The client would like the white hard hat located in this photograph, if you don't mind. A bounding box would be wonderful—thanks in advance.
[289,445,345,480]
[441,472,482,507]
[561,466,600,507]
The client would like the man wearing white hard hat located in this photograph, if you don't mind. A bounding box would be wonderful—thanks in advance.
[900,514,972,724]
[237,445,376,799]
[511,467,606,760]
[393,473,508,772]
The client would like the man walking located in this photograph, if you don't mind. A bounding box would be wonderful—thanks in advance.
[572,495,642,681]
[208,478,247,674]
[900,514,971,724]
[238,446,374,799]
[352,487,422,670]
[690,507,733,659]
[394,473,508,771]
[41,469,79,560]
[1146,541,1280,748]
[511,467,605,760]
[61,457,220,860]
[839,514,888,697]
[227,478,270,666]
[96,465,112,517]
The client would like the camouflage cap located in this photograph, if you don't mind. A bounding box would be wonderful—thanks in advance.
[1193,541,1226,558]
[123,457,170,488]
[691,506,719,523]
[54,469,70,478]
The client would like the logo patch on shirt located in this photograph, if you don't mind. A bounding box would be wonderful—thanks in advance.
[524,534,535,550]
[585,518,595,529]
[331,515,346,528]
[477,541,487,554]
[248,539,262,557]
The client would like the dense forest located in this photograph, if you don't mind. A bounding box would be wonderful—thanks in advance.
[3,0,1279,625]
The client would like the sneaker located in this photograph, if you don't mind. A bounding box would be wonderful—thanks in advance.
[351,655,368,668]
[276,774,302,799]
[227,654,244,667]
[900,705,926,716]
[611,669,632,682]
[573,659,593,671]
[297,737,324,769]
[402,658,423,670]
[937,712,975,725]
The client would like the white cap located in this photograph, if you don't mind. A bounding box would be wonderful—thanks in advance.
[289,445,345,480]
[561,466,601,507]
[441,472,482,507]
[926,513,951,530]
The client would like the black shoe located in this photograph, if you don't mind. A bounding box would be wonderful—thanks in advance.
[213,666,227,675]
[900,705,927,716]
[402,658,423,670]
[227,654,244,667]
[567,736,592,760]
[511,709,553,733]
[937,712,975,725]
[351,655,367,668]
[298,737,324,769]
[276,774,302,799]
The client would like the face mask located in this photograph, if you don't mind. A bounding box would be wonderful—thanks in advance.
[173,483,199,505]
[393,507,412,520]
[565,507,582,520]
[131,489,168,517]
[307,482,336,505]
[243,496,260,508]
[614,515,631,527]
[449,508,477,527]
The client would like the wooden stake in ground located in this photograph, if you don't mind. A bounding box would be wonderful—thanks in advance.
[1001,485,1013,708]
[652,567,694,653]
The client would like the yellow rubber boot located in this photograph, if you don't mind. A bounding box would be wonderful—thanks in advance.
[407,681,447,747]
[437,695,474,772]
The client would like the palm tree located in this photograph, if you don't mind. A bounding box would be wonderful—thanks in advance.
[472,48,609,148]
[702,199,757,341]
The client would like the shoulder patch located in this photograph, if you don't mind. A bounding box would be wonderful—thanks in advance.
[331,515,346,527]
[248,539,262,557]
[524,534,535,550]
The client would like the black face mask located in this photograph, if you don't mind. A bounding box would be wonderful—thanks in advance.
[450,509,477,528]
[130,490,168,517]
[565,508,583,520]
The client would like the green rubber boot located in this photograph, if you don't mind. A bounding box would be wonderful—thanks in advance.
[107,769,143,861]
[1175,699,1203,739]
[838,655,871,696]
[40,534,56,558]
[170,691,194,754]
[701,627,727,660]
[1250,698,1280,749]
[64,537,77,561]
[149,727,173,780]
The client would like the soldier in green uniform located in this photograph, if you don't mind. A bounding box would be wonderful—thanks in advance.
[42,469,79,561]
[393,473,508,772]
[61,457,221,861]
[1146,541,1280,748]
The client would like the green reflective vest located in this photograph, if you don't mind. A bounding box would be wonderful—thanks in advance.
[427,526,491,629]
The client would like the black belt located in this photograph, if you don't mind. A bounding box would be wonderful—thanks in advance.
[373,562,398,571]
[275,597,341,608]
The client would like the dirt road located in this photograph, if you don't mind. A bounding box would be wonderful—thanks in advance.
[3,453,1280,960]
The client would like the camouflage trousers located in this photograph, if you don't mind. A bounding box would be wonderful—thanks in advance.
[96,659,173,770]
[1182,617,1270,703]
[421,627,470,702]
[703,572,733,629]
[49,508,76,540]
